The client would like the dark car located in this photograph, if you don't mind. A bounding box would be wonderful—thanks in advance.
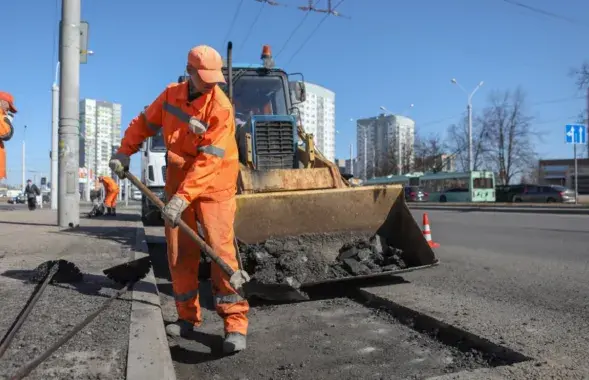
[511,184,576,203]
[404,186,428,202]
[7,194,26,204]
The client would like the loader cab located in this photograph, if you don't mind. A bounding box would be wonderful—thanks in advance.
[178,45,307,172]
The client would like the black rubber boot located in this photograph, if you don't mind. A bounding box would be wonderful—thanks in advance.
[112,207,116,216]
[106,207,112,215]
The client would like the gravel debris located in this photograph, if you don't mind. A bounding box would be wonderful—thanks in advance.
[239,232,407,287]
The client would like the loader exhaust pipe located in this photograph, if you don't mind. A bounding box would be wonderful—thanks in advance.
[227,41,233,103]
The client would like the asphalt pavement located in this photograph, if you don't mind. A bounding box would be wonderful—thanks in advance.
[0,207,142,379]
[359,210,589,378]
[143,209,589,379]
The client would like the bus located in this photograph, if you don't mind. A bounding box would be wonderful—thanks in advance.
[419,171,495,202]
[363,173,422,186]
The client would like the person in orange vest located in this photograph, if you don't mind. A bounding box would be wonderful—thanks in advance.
[98,176,120,216]
[108,45,249,353]
[0,92,17,180]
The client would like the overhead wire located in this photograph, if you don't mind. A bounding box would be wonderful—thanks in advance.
[238,1,267,56]
[222,0,246,49]
[275,0,321,59]
[284,0,345,67]
[416,95,584,129]
[500,0,589,28]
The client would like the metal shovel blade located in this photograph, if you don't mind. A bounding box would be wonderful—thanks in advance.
[103,256,152,285]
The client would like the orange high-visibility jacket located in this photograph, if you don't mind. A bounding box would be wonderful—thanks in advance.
[118,82,238,204]
[101,176,119,192]
[0,109,15,180]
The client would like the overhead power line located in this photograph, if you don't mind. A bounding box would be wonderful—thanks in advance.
[501,0,589,28]
[284,0,346,67]
[238,1,267,56]
[222,0,246,49]
[275,0,321,59]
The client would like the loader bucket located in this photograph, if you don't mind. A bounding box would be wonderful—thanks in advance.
[234,185,439,288]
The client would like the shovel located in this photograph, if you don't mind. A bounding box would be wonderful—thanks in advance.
[123,170,309,302]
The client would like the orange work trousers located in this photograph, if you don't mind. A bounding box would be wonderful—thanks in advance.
[104,190,118,208]
[165,196,249,335]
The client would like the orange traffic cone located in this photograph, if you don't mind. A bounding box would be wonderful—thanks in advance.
[422,213,440,248]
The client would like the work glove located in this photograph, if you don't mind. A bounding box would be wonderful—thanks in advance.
[161,195,189,227]
[188,117,207,135]
[109,153,130,179]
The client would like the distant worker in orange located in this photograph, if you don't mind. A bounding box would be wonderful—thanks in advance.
[108,45,249,353]
[0,91,17,180]
[98,176,120,216]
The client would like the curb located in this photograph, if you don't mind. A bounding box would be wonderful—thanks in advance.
[126,221,176,380]
[407,205,589,215]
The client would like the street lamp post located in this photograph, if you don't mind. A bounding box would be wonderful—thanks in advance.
[451,78,484,172]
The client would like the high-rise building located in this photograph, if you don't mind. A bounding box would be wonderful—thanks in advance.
[297,82,336,162]
[356,114,415,179]
[79,99,122,180]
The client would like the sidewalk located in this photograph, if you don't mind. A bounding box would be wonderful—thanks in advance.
[0,206,174,380]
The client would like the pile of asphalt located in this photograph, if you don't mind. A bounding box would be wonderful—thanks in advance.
[239,232,407,288]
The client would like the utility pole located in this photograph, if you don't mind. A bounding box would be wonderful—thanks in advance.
[58,0,81,228]
[22,125,26,192]
[51,63,60,210]
[451,78,484,172]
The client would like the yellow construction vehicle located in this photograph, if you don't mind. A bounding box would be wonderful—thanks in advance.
[220,42,439,287]
[172,43,439,288]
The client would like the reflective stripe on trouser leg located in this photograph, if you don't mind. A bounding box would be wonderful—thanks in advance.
[197,197,249,335]
[165,205,202,326]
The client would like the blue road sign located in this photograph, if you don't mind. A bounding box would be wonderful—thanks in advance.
[565,124,587,144]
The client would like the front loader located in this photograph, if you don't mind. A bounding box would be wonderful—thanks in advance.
[175,43,439,289]
[217,42,439,288]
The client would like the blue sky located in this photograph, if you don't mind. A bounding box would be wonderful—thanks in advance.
[1,0,587,185]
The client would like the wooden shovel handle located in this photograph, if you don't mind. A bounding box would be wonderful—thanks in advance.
[124,171,236,277]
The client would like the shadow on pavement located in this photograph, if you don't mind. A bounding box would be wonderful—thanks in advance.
[1,269,161,308]
[0,220,56,227]
[169,332,226,365]
[2,269,121,296]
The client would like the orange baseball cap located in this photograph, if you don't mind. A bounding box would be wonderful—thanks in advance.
[187,45,226,84]
[0,91,17,113]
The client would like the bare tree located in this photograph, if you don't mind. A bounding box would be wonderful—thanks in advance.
[414,132,448,173]
[373,141,399,177]
[571,62,589,157]
[481,87,537,185]
[519,160,541,184]
[571,61,589,90]
[445,114,489,171]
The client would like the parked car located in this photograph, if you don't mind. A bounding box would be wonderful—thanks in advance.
[404,185,428,202]
[7,193,26,204]
[510,184,576,203]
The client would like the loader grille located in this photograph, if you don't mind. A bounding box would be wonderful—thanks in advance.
[254,120,295,170]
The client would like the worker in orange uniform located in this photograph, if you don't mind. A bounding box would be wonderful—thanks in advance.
[98,176,120,216]
[0,92,17,180]
[108,45,249,354]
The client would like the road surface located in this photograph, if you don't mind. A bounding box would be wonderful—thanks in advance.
[144,210,589,379]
